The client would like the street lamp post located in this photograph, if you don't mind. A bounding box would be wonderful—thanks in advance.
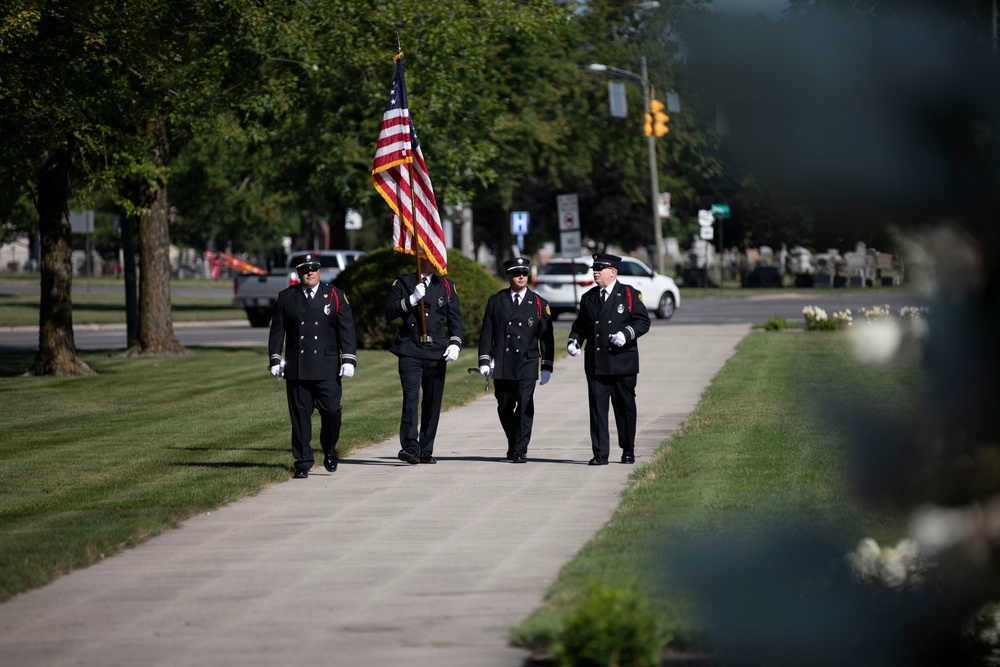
[586,57,666,275]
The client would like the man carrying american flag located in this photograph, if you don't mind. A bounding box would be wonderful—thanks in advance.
[374,52,464,466]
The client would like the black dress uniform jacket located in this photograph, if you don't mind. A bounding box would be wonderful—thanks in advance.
[268,282,357,377]
[568,282,651,376]
[385,273,464,359]
[478,288,555,380]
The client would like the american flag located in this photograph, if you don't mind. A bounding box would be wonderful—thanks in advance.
[372,52,447,274]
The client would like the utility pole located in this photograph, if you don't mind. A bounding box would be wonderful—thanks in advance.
[641,57,666,275]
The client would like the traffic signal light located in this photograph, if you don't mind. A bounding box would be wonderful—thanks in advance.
[647,98,669,137]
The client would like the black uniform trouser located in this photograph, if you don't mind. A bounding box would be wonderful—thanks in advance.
[286,377,343,471]
[397,355,447,456]
[493,378,536,457]
[586,374,638,460]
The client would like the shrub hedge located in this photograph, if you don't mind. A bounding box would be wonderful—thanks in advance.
[333,246,506,350]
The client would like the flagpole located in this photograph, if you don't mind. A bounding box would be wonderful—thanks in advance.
[410,165,431,344]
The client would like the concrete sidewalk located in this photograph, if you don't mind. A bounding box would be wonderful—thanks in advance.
[0,324,749,667]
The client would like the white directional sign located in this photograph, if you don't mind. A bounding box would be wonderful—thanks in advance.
[556,194,580,231]
[700,225,714,240]
[511,211,530,235]
[698,209,714,227]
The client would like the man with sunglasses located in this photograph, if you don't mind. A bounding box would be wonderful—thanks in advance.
[477,257,555,463]
[269,254,358,479]
[567,252,650,465]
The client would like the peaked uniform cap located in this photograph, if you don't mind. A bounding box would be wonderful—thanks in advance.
[296,254,321,273]
[591,252,622,270]
[503,257,531,272]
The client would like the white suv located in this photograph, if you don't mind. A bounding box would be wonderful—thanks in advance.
[533,256,679,320]
[287,250,364,286]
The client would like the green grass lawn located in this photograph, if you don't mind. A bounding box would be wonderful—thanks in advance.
[0,345,487,601]
[510,330,924,652]
[0,325,924,658]
[0,277,240,326]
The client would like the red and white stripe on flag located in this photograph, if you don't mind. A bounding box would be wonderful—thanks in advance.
[371,53,447,274]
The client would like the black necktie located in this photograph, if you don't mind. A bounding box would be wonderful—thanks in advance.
[306,289,312,301]
[601,289,607,302]
[513,293,520,307]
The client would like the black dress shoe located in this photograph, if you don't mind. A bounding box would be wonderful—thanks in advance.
[419,454,437,464]
[293,469,309,479]
[324,456,338,472]
[505,450,514,461]
[512,453,527,463]
[588,457,609,466]
[398,449,420,465]
[621,452,635,464]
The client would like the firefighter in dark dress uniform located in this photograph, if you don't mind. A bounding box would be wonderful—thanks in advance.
[567,252,651,465]
[385,254,464,465]
[477,257,555,463]
[268,254,358,478]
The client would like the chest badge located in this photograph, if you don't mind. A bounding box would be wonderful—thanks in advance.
[437,296,444,307]
[323,304,331,316]
[617,304,624,314]
[527,317,534,327]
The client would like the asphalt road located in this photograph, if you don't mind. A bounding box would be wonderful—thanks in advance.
[0,290,927,353]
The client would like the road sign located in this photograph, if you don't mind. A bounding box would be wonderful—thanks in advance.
[608,81,627,119]
[345,209,362,230]
[711,204,730,219]
[700,225,714,240]
[69,210,94,234]
[560,230,582,258]
[556,194,580,231]
[658,192,671,219]
[698,209,714,227]
[511,211,529,235]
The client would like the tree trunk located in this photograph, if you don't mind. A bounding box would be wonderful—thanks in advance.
[125,119,187,357]
[25,140,95,377]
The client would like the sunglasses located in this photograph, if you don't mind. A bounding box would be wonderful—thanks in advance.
[509,269,530,277]
[299,267,319,274]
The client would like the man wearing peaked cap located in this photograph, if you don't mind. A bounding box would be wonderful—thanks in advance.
[477,257,554,463]
[567,252,650,466]
[268,253,358,479]
[385,253,464,465]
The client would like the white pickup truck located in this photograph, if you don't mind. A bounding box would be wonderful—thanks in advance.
[233,249,364,327]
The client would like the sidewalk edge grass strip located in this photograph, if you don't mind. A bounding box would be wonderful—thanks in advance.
[0,346,487,602]
[510,330,921,653]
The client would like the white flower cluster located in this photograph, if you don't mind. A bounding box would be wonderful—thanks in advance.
[802,305,827,323]
[847,537,923,588]
[832,309,853,326]
[899,306,930,319]
[803,305,852,330]
[858,304,891,321]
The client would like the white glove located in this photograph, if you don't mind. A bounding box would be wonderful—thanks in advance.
[479,364,490,378]
[443,344,460,362]
[567,341,581,357]
[269,364,282,377]
[339,363,355,378]
[540,370,551,385]
[610,331,626,347]
[408,281,427,306]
